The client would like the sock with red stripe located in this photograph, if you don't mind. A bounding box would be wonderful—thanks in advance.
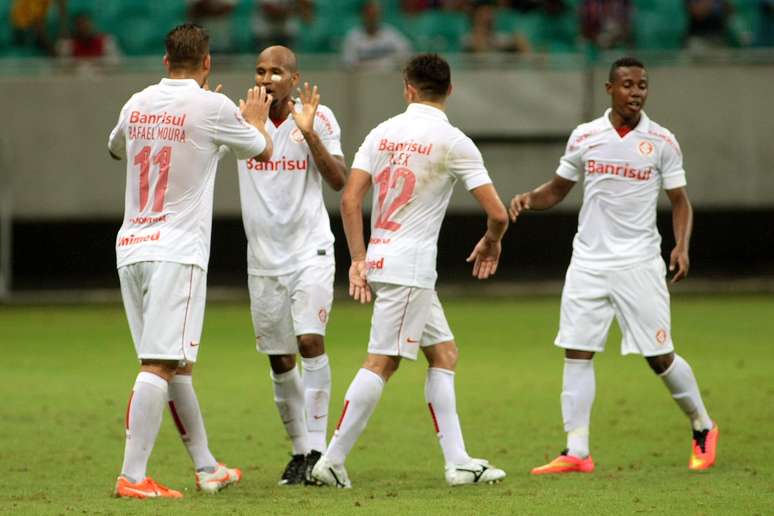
[301,354,331,453]
[562,358,595,459]
[325,368,384,466]
[168,374,217,472]
[120,371,168,483]
[425,367,471,465]
[272,366,309,456]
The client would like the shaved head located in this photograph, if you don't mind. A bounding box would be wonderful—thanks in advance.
[258,45,297,72]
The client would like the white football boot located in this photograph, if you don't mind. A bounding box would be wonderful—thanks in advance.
[310,455,352,488]
[445,458,506,486]
[196,463,242,493]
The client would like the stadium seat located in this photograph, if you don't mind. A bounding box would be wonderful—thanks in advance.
[400,11,469,53]
[633,0,687,50]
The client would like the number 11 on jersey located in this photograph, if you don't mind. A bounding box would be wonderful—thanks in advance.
[133,145,172,213]
[374,166,416,231]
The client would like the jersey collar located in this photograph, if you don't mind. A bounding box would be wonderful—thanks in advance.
[160,78,201,88]
[603,107,651,134]
[406,102,448,122]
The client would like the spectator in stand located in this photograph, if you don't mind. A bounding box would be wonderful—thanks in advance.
[580,0,632,50]
[253,0,299,50]
[461,3,531,53]
[684,0,731,49]
[56,12,121,64]
[341,0,412,69]
[187,0,238,53]
[10,0,67,56]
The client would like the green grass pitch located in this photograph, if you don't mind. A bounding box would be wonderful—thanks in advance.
[2,295,773,515]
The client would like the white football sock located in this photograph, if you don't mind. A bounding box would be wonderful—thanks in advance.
[168,374,217,472]
[659,354,713,431]
[301,354,331,453]
[120,371,168,483]
[271,366,309,455]
[425,368,471,465]
[325,368,384,466]
[561,358,595,458]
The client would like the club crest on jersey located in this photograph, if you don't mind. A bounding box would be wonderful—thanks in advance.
[656,329,668,344]
[290,127,305,144]
[637,140,654,156]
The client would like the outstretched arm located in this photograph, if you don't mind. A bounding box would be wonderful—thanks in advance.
[466,183,509,279]
[341,169,372,302]
[509,175,575,222]
[291,83,347,191]
[665,187,693,284]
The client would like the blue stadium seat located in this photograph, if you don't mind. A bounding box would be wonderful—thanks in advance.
[400,11,469,53]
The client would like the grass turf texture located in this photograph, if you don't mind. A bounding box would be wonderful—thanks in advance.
[1,295,772,515]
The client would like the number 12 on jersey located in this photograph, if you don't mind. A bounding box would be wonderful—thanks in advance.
[374,166,415,231]
[133,145,172,213]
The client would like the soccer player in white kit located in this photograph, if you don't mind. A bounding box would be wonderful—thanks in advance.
[311,54,509,488]
[107,24,274,498]
[236,46,347,485]
[509,57,718,475]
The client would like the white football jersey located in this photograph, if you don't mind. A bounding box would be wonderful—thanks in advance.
[352,103,492,288]
[108,78,267,271]
[236,103,343,276]
[557,108,687,270]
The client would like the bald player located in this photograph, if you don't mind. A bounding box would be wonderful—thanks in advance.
[235,46,348,485]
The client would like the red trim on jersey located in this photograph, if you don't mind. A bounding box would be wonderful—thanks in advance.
[396,288,413,355]
[336,400,350,430]
[427,403,440,434]
[616,126,632,138]
[270,117,285,128]
[180,265,194,361]
[168,400,188,437]
[125,390,134,430]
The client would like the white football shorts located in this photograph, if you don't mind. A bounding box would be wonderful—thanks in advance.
[367,282,454,361]
[248,260,334,355]
[555,256,674,357]
[118,261,206,364]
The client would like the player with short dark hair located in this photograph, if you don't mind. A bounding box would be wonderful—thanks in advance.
[108,23,273,498]
[509,56,718,475]
[311,53,508,488]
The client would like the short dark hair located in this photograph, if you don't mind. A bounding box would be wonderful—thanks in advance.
[609,56,645,82]
[165,23,209,70]
[403,53,451,102]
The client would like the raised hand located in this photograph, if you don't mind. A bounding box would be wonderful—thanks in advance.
[508,193,531,222]
[289,82,320,135]
[239,86,273,128]
[466,236,502,280]
[348,260,372,303]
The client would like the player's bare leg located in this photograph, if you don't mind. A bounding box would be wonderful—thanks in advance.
[424,342,506,485]
[269,353,309,484]
[312,354,398,488]
[115,360,182,499]
[298,334,331,481]
[648,352,717,470]
[167,362,241,493]
[532,349,596,475]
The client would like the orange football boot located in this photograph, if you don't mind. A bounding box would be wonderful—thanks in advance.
[113,476,183,499]
[689,424,719,471]
[531,450,595,475]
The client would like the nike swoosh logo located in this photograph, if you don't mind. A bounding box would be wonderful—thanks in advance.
[122,486,159,497]
[406,338,418,344]
[189,342,199,347]
[313,414,328,420]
